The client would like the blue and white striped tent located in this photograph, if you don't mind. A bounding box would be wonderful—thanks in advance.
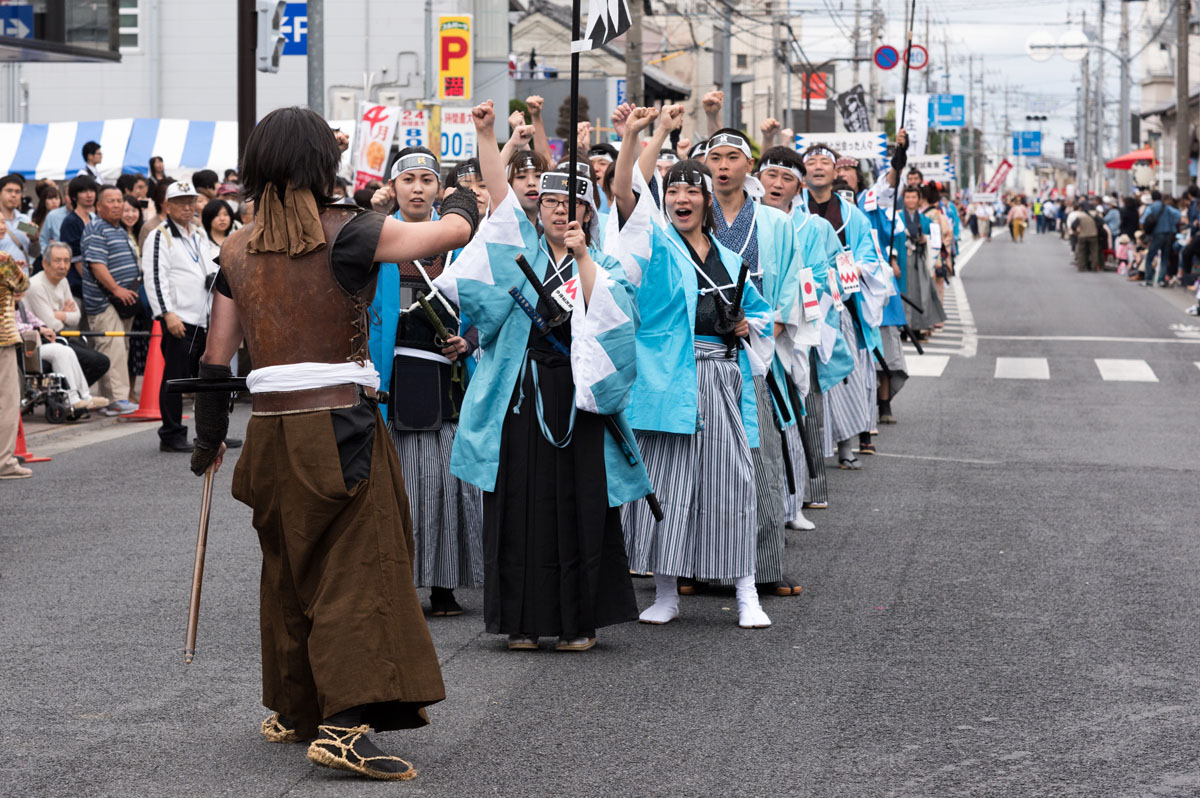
[0,118,241,182]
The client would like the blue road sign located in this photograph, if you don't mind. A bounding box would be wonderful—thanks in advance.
[0,5,34,39]
[1012,130,1042,157]
[281,3,307,56]
[931,94,965,129]
[874,45,899,70]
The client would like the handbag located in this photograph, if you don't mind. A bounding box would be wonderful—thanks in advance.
[104,279,145,319]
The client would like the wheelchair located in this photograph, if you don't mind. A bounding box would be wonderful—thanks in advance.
[19,332,88,424]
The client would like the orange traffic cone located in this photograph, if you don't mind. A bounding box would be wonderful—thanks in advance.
[15,417,51,463]
[123,321,164,422]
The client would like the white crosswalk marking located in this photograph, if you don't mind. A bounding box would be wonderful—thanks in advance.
[995,357,1050,380]
[907,355,950,377]
[1095,359,1158,382]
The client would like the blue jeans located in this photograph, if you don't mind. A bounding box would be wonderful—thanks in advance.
[1145,233,1173,283]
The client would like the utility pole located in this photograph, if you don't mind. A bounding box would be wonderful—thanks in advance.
[721,5,733,128]
[626,0,644,105]
[307,0,324,115]
[1176,0,1190,191]
[852,0,862,88]
[1081,52,1090,194]
[942,37,950,93]
[868,0,881,123]
[237,0,255,158]
[923,7,931,93]
[771,4,783,125]
[1095,0,1104,194]
[1119,0,1131,193]
[967,54,974,189]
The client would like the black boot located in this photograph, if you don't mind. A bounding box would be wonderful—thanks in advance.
[307,706,416,780]
[858,431,876,455]
[878,399,896,424]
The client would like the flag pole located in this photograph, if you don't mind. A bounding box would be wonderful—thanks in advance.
[884,0,918,269]
[567,0,583,225]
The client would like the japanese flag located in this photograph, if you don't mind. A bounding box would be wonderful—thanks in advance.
[799,267,819,321]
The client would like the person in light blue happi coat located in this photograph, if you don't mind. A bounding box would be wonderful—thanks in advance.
[366,146,484,618]
[607,112,775,631]
[432,101,650,653]
[796,143,891,469]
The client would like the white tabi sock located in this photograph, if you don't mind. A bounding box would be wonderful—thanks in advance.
[837,438,855,461]
[735,575,771,628]
[786,508,816,531]
[638,574,680,624]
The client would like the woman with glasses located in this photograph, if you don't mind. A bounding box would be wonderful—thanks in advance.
[366,146,484,618]
[433,101,651,653]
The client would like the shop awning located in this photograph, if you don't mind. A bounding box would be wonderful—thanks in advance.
[1105,147,1158,170]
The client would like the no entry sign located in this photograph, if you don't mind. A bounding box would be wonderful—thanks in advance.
[874,45,899,70]
[906,44,929,70]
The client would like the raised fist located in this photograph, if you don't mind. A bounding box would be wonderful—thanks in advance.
[659,104,686,132]
[508,109,526,129]
[511,124,534,146]
[525,95,545,117]
[760,118,781,137]
[702,90,724,114]
[471,100,496,132]
[626,106,659,136]
[371,184,396,213]
[610,102,634,139]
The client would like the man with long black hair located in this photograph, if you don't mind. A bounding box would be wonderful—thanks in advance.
[189,107,480,781]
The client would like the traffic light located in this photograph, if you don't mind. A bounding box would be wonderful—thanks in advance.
[256,0,286,74]
[1025,114,1048,122]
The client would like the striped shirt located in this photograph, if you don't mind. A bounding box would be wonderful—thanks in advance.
[81,217,140,316]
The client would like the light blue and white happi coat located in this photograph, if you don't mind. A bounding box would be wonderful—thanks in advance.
[432,191,652,508]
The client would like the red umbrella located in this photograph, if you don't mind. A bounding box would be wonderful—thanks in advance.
[1105,147,1158,170]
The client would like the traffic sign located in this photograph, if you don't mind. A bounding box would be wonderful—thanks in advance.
[930,94,965,128]
[281,2,307,55]
[905,44,929,70]
[0,5,34,39]
[1012,130,1042,157]
[874,45,900,71]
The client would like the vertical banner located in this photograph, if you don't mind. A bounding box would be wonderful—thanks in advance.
[353,103,400,191]
[836,85,871,133]
[397,108,429,150]
[984,158,1013,192]
[900,92,929,156]
[437,15,473,101]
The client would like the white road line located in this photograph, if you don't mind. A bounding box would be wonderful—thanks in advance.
[907,355,950,377]
[1095,358,1158,382]
[950,276,978,358]
[995,357,1050,380]
[25,418,159,457]
[870,451,1002,465]
[1195,362,1200,373]
[903,347,964,356]
[978,335,1200,345]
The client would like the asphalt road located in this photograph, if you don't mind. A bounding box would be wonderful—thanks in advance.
[4,229,1200,797]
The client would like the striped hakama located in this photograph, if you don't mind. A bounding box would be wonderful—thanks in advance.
[623,340,757,581]
[717,377,787,585]
[876,324,909,397]
[802,356,829,504]
[822,308,873,451]
[905,242,946,331]
[388,421,485,589]
[782,421,809,518]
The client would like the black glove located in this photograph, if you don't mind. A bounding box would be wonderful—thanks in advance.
[440,186,481,236]
[891,141,908,173]
[190,362,232,476]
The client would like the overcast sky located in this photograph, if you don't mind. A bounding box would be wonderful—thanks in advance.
[788,0,1154,159]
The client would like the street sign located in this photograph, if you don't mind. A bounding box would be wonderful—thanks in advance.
[1012,130,1042,157]
[972,192,998,204]
[930,94,965,129]
[905,44,929,70]
[439,107,478,162]
[794,131,888,161]
[398,108,429,150]
[0,5,34,39]
[281,2,307,55]
[874,45,900,70]
[437,14,473,101]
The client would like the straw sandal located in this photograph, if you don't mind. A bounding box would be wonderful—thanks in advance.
[306,724,417,781]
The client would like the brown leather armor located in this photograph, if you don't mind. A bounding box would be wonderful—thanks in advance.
[219,205,376,370]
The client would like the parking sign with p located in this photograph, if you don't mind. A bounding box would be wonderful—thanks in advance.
[437,15,472,101]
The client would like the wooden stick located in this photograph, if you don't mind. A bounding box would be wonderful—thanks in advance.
[184,465,216,664]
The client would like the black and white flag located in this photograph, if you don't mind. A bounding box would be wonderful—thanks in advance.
[573,0,631,52]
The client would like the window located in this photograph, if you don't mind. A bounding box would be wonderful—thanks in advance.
[118,0,139,52]
[736,53,748,69]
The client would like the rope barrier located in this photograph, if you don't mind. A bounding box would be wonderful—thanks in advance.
[55,331,156,337]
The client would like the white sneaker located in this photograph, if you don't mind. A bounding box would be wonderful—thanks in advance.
[786,511,816,531]
[1186,305,1199,316]
[0,464,33,479]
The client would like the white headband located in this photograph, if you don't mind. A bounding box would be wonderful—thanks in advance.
[759,160,803,183]
[706,132,752,159]
[802,146,837,164]
[540,171,595,208]
[665,168,713,194]
[391,152,441,180]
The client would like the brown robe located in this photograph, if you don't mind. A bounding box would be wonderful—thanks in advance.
[219,206,445,738]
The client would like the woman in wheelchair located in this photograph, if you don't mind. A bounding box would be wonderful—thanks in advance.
[14,296,108,421]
